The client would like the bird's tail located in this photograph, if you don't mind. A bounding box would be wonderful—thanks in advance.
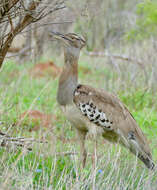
[128,137,155,170]
[117,114,155,170]
[137,151,154,170]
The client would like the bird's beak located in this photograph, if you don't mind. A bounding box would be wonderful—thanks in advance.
[50,31,69,46]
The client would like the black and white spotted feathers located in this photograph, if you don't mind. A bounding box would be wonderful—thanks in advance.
[78,101,113,130]
[73,85,113,130]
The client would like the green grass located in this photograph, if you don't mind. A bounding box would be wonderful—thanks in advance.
[0,56,156,189]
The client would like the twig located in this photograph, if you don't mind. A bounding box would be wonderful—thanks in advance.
[55,152,78,156]
[0,131,48,151]
[0,0,67,68]
[0,0,20,22]
[6,46,31,58]
[86,51,144,69]
[0,1,41,67]
[8,14,14,32]
[54,151,105,159]
[55,151,94,157]
[20,21,74,34]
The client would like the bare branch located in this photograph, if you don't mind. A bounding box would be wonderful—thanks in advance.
[6,46,31,58]
[0,0,20,22]
[0,131,48,151]
[86,51,144,69]
[0,1,40,67]
[0,0,66,68]
[36,2,66,21]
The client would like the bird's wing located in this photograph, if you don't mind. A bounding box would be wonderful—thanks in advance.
[73,84,148,145]
[74,84,128,131]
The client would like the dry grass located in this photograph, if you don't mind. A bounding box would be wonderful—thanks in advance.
[0,40,157,189]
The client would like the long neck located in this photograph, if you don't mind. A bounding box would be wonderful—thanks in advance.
[57,48,79,105]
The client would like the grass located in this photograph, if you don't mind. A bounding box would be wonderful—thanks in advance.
[0,55,156,189]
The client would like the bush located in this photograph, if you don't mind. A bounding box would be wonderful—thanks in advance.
[127,0,157,40]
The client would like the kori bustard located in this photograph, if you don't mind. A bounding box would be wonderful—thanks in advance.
[51,31,154,170]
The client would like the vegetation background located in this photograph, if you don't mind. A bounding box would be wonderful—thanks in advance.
[0,0,157,189]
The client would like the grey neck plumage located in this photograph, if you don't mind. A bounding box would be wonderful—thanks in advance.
[57,46,80,106]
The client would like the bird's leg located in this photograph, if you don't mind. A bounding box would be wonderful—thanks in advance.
[92,139,98,170]
[91,136,98,190]
[87,129,98,170]
[76,129,87,168]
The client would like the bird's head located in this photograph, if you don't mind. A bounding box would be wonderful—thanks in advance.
[50,32,86,50]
